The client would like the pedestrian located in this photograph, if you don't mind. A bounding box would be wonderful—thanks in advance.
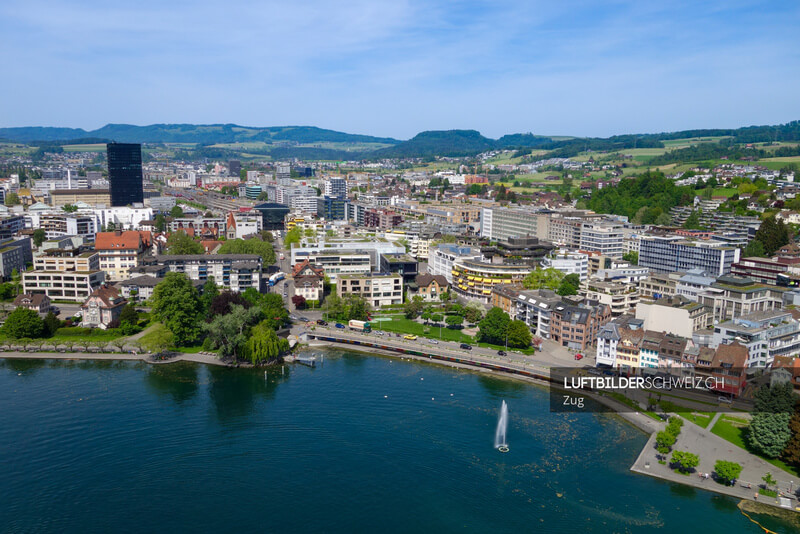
[754,493,758,500]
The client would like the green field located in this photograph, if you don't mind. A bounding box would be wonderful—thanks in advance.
[61,143,106,152]
[662,136,732,148]
[371,315,474,344]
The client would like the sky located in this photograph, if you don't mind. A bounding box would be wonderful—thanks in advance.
[1,0,799,140]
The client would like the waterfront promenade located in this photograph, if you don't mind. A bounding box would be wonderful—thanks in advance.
[0,350,227,366]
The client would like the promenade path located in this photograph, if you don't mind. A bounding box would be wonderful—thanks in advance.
[631,414,800,511]
[0,350,226,366]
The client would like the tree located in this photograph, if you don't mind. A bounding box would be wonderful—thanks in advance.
[714,460,742,485]
[421,310,432,325]
[200,278,219,311]
[32,229,46,247]
[242,320,289,365]
[0,283,16,300]
[478,307,511,345]
[749,413,792,458]
[683,210,704,230]
[4,192,20,206]
[782,405,800,468]
[42,312,61,337]
[445,315,464,328]
[622,251,638,265]
[154,213,167,233]
[217,237,276,264]
[522,267,564,291]
[61,204,78,213]
[754,382,795,415]
[3,307,44,339]
[671,451,699,473]
[292,295,306,309]
[204,305,263,358]
[742,239,767,258]
[209,291,252,318]
[322,294,348,322]
[656,430,677,456]
[143,326,173,354]
[404,295,424,319]
[430,313,443,324]
[506,320,532,348]
[118,304,138,326]
[166,230,204,255]
[762,472,777,491]
[557,273,580,296]
[170,205,185,218]
[755,216,790,255]
[464,303,484,324]
[346,295,371,321]
[151,272,205,346]
[284,227,302,247]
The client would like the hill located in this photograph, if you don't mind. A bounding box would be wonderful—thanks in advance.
[375,130,497,158]
[0,123,400,146]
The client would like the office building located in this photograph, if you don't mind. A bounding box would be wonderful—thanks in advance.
[639,236,740,276]
[107,143,144,207]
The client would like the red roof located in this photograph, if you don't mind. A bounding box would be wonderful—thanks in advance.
[95,230,151,250]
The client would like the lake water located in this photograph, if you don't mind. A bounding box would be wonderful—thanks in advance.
[0,352,796,533]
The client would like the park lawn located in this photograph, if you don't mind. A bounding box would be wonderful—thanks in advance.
[679,411,713,429]
[50,327,125,343]
[475,342,536,355]
[712,187,738,197]
[711,416,800,477]
[372,316,474,344]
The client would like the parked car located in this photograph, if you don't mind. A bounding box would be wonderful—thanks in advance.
[335,323,345,329]
[404,334,418,340]
[574,353,583,361]
[299,316,309,322]
[718,396,732,404]
[460,343,472,350]
[430,340,439,344]
[289,314,299,321]
[316,319,328,326]
[497,350,506,356]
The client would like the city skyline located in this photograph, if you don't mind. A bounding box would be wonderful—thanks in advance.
[1,1,799,139]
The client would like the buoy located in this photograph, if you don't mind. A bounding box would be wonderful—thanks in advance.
[432,397,435,400]
[420,378,424,381]
[384,395,388,398]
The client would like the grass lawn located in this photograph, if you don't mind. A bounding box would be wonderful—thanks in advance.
[678,411,713,429]
[711,416,800,477]
[372,316,474,344]
[50,327,125,343]
[712,187,738,197]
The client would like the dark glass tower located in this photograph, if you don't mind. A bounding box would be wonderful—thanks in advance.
[107,143,143,206]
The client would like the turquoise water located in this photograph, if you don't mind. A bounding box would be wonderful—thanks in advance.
[0,353,796,533]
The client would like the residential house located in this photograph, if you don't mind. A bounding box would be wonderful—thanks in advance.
[81,284,128,329]
[13,293,51,315]
[292,260,325,303]
[416,274,449,302]
[94,230,152,282]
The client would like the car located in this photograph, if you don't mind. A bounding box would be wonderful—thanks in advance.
[283,292,288,297]
[404,334,418,340]
[299,316,309,322]
[430,340,439,344]
[289,314,299,321]
[718,396,732,404]
[316,319,328,326]
[497,350,506,356]
[374,331,383,336]
[460,343,472,350]
[335,323,345,329]
[574,353,584,361]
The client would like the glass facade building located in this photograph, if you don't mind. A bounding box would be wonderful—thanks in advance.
[107,143,144,207]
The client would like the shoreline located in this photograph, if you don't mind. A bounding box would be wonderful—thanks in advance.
[0,350,229,367]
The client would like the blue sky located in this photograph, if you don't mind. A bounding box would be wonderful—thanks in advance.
[1,0,799,139]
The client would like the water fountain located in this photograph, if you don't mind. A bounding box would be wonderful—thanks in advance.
[494,400,509,452]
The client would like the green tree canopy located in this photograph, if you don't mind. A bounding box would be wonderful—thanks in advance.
[445,315,464,328]
[4,307,45,339]
[506,320,532,348]
[243,320,289,365]
[671,450,699,473]
[154,213,167,233]
[151,272,204,346]
[523,267,564,291]
[742,239,767,258]
[755,216,790,256]
[204,304,263,358]
[713,460,742,484]
[748,413,792,458]
[166,230,204,255]
[170,205,185,218]
[622,251,638,265]
[217,237,276,264]
[404,295,424,319]
[283,227,302,247]
[32,228,46,247]
[478,307,512,345]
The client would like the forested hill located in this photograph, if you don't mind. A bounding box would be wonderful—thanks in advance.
[0,124,400,145]
[586,171,695,225]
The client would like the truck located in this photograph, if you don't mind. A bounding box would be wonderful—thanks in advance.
[348,320,371,333]
[269,272,285,287]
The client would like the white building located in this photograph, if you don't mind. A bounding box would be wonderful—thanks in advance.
[324,176,347,200]
[427,243,482,284]
[541,251,589,281]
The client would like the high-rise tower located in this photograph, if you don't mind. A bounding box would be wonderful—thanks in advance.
[107,143,143,206]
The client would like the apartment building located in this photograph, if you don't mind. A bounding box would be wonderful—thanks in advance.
[549,302,611,351]
[579,221,624,258]
[152,254,262,292]
[638,271,681,301]
[337,273,403,307]
[580,279,639,316]
[699,275,784,323]
[23,269,105,301]
[94,230,151,282]
[541,251,589,281]
[427,244,482,284]
[296,252,371,282]
[639,235,740,276]
[480,207,545,241]
[636,297,712,338]
[451,259,531,303]
[711,310,800,369]
[731,256,794,285]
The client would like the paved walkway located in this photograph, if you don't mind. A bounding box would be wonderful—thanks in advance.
[631,415,800,512]
[0,350,227,367]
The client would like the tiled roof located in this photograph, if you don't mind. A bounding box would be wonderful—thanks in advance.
[82,284,127,309]
[95,231,151,250]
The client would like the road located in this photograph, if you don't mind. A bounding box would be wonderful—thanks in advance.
[163,188,254,213]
